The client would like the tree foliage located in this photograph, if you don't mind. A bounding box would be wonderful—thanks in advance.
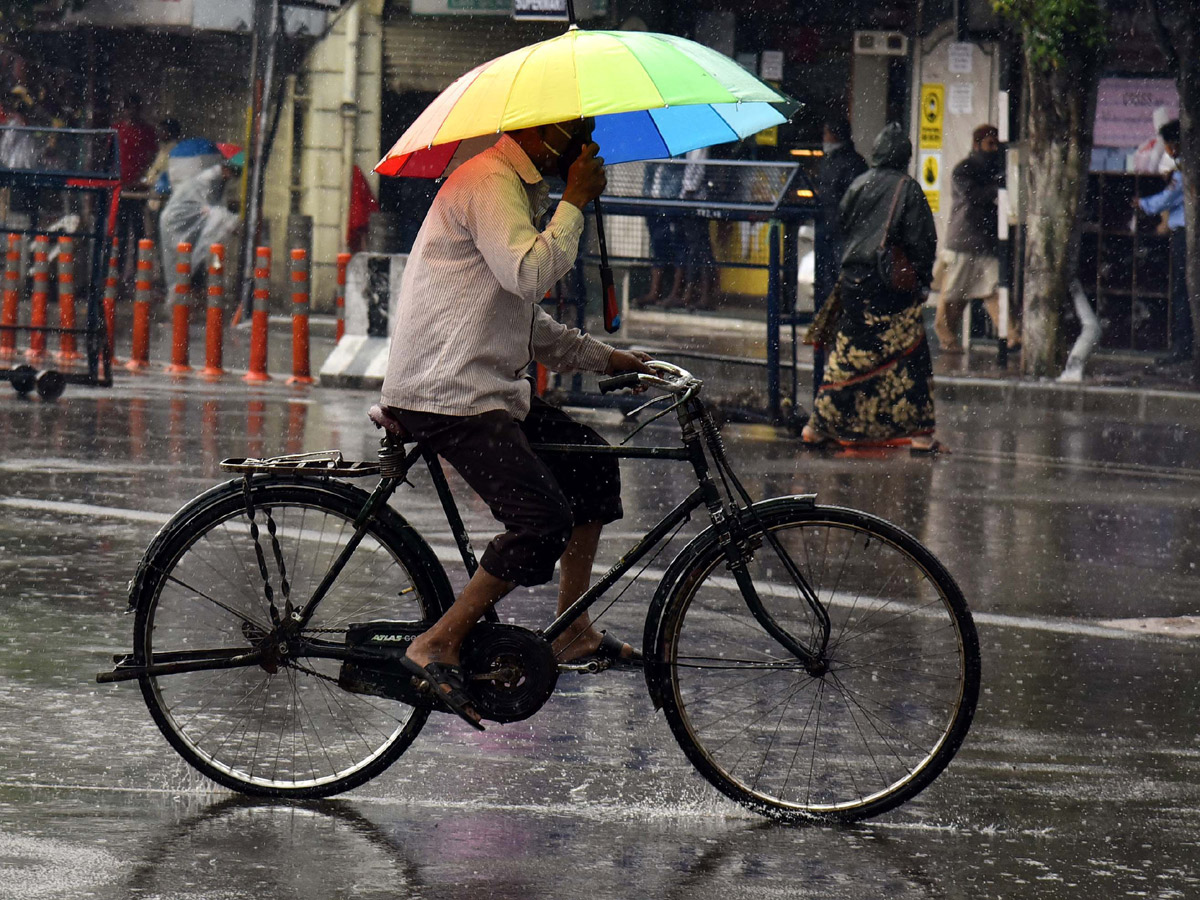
[991,0,1108,71]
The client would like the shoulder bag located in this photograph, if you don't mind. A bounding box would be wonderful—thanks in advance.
[876,177,919,294]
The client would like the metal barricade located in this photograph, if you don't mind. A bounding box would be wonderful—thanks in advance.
[0,126,120,395]
[565,157,816,423]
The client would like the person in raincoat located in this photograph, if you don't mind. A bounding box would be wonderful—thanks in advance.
[802,122,944,453]
[158,155,241,280]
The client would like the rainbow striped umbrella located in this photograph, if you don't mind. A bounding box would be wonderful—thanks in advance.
[375,28,797,178]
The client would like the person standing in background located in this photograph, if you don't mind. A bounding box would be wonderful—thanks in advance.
[802,123,943,453]
[1135,119,1189,366]
[112,93,159,290]
[812,114,867,395]
[143,117,182,218]
[933,124,1018,354]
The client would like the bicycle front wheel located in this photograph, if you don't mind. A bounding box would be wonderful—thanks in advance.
[657,502,980,823]
[132,479,449,798]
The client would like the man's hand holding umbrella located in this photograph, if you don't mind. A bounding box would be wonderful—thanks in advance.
[561,141,607,212]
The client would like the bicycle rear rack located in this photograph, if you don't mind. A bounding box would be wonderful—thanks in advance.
[220,451,381,478]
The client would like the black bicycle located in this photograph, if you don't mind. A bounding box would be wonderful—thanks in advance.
[99,361,980,823]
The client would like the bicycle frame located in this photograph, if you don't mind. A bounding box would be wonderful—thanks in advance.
[289,391,831,670]
[100,382,832,685]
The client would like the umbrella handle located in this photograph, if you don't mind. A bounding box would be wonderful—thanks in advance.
[594,197,620,333]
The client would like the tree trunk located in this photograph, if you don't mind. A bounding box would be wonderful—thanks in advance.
[1018,37,1100,377]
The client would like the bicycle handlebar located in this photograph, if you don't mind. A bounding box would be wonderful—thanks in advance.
[598,360,699,397]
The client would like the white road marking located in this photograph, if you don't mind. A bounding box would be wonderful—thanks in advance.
[0,496,1177,643]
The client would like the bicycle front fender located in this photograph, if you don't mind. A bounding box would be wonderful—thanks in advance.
[641,493,817,711]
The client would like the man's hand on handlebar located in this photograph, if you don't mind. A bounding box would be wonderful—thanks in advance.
[604,350,654,394]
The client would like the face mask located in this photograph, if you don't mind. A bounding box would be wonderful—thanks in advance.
[543,122,591,181]
[822,141,842,155]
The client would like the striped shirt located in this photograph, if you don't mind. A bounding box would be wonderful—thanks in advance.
[381,135,614,419]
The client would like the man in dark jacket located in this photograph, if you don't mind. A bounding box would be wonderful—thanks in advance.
[933,124,1017,352]
[812,114,867,395]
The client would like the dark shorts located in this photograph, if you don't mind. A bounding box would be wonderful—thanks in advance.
[393,396,623,587]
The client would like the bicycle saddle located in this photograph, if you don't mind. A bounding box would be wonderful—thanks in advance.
[368,404,413,441]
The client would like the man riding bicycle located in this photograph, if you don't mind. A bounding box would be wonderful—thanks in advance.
[379,117,652,729]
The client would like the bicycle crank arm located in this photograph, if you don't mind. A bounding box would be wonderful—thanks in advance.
[97,649,268,683]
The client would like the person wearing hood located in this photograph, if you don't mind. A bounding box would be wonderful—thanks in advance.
[802,122,944,453]
[934,124,1017,354]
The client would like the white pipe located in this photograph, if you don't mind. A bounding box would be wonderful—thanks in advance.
[1059,278,1101,383]
[340,1,362,254]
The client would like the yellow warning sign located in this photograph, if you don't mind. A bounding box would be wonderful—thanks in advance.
[919,151,941,212]
[919,83,944,150]
[922,154,939,188]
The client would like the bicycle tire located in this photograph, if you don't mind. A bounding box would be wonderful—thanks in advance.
[656,501,980,823]
[131,477,452,798]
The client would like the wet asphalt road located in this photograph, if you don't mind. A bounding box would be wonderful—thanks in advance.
[1,372,1199,899]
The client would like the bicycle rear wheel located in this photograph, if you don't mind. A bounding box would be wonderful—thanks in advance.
[132,478,450,798]
[657,501,979,823]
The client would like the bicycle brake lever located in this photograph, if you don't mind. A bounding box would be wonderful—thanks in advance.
[624,393,673,421]
[620,394,689,445]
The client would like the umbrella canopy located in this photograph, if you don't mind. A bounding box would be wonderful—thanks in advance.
[376,28,797,178]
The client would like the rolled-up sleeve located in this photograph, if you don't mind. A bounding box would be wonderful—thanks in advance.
[465,173,585,303]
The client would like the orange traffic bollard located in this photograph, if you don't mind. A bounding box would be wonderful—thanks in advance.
[244,246,271,383]
[26,235,49,361]
[166,242,192,374]
[335,251,350,342]
[102,238,119,364]
[57,235,81,362]
[1,233,20,359]
[126,238,154,371]
[287,248,313,385]
[200,244,226,378]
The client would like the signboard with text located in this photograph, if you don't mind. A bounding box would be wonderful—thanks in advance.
[413,0,605,16]
[919,83,945,151]
[1093,77,1179,148]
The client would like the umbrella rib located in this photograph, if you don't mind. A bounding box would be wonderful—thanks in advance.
[709,106,747,145]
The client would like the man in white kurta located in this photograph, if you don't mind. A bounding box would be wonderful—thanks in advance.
[380,121,650,728]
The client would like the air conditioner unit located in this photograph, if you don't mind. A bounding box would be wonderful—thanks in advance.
[854,31,908,57]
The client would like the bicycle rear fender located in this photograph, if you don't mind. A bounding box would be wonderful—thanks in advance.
[126,476,456,619]
[641,494,817,711]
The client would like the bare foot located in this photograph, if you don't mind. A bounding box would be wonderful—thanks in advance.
[800,424,831,446]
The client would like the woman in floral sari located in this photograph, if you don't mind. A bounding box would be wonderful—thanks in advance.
[802,123,945,453]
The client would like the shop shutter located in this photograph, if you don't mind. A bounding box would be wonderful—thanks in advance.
[382,10,560,94]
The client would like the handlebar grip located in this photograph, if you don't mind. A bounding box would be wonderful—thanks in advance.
[598,372,641,394]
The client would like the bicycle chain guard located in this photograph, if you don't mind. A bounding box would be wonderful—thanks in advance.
[337,621,558,723]
[460,623,558,724]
